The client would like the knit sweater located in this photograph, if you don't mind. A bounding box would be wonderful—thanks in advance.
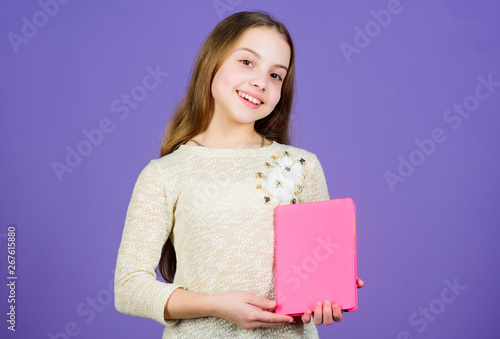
[114,140,331,338]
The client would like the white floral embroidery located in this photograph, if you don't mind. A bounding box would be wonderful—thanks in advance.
[257,152,305,204]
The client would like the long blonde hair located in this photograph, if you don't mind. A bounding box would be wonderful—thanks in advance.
[158,11,296,283]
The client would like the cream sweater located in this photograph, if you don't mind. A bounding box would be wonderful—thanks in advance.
[114,140,331,338]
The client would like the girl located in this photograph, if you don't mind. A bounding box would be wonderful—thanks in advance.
[114,10,364,338]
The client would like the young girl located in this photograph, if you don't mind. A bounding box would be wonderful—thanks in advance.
[114,10,364,338]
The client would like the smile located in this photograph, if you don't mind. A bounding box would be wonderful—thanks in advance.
[237,90,262,105]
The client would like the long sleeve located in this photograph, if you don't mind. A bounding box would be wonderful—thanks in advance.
[114,159,185,326]
[301,154,330,203]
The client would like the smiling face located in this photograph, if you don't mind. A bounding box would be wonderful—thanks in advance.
[210,26,291,127]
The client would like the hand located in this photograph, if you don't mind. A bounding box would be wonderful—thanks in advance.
[211,290,295,330]
[300,277,365,325]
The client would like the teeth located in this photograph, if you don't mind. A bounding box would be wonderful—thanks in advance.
[238,91,261,105]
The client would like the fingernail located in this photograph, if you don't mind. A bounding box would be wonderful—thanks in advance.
[325,300,330,305]
[334,305,340,311]
[269,300,275,306]
[316,301,321,307]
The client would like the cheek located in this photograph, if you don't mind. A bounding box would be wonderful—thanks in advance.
[212,67,240,95]
[269,86,283,105]
[226,67,246,85]
[211,72,228,101]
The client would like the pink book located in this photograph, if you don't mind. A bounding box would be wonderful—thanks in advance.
[274,198,357,315]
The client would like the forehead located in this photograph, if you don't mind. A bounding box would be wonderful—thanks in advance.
[230,27,291,68]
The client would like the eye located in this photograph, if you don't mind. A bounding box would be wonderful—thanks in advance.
[270,73,283,82]
[241,59,253,67]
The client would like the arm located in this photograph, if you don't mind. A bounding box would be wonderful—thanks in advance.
[165,289,296,330]
[114,159,185,326]
[163,288,214,320]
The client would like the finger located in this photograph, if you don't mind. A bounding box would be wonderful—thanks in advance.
[323,300,333,325]
[249,295,276,310]
[259,310,295,324]
[313,301,323,325]
[302,310,312,324]
[332,304,343,322]
[301,310,312,324]
[357,277,365,288]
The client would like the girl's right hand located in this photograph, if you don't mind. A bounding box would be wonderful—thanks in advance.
[210,290,295,330]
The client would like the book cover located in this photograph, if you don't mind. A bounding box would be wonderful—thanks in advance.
[274,198,357,315]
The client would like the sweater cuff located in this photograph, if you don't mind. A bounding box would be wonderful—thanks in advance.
[155,284,185,326]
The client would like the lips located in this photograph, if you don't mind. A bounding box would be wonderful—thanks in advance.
[237,90,264,105]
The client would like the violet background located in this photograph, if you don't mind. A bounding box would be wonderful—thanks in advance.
[1,0,499,338]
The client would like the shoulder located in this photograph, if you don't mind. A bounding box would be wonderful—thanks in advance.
[130,152,187,200]
[148,147,188,171]
[135,149,188,185]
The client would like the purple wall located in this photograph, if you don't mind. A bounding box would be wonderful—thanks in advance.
[1,1,499,338]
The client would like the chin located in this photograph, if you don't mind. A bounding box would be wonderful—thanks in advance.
[229,112,264,124]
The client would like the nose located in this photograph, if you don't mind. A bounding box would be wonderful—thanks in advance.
[249,71,267,91]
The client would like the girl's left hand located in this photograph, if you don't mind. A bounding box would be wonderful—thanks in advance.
[299,277,365,325]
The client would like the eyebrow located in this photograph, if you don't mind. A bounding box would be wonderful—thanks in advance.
[234,47,288,72]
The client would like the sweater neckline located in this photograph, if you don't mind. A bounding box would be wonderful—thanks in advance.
[177,140,280,157]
